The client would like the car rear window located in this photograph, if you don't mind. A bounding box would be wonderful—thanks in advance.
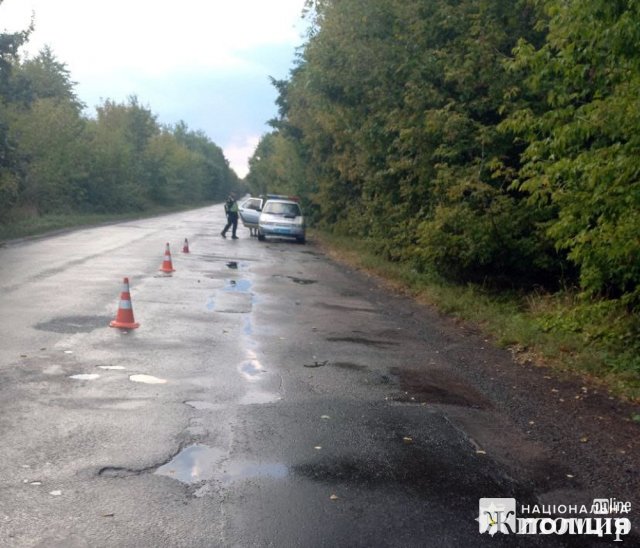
[263,202,301,216]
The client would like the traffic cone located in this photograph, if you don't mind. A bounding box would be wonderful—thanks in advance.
[109,277,140,329]
[159,242,175,273]
[182,238,190,253]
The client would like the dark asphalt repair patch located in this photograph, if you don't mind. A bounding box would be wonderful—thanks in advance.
[292,441,525,507]
[316,302,377,313]
[303,360,328,368]
[99,466,148,479]
[326,336,399,348]
[331,361,369,372]
[34,315,112,334]
[390,367,493,409]
[287,276,317,285]
[271,274,318,285]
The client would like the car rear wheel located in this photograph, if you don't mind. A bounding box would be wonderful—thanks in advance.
[258,233,266,242]
[296,236,306,244]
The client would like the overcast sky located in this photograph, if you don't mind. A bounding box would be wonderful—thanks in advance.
[1,0,309,177]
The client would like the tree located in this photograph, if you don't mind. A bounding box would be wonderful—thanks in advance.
[504,0,640,306]
[0,1,31,222]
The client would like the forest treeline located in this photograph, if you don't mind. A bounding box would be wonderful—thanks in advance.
[0,8,238,228]
[248,0,640,313]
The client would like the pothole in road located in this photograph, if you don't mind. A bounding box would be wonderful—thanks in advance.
[389,368,493,409]
[34,315,112,334]
[153,444,288,485]
[155,444,225,484]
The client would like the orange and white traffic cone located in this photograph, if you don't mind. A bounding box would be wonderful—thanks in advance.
[182,238,190,253]
[159,242,175,273]
[109,277,140,329]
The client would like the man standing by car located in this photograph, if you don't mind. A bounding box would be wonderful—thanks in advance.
[221,192,239,239]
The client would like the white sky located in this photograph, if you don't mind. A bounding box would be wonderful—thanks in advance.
[0,0,309,177]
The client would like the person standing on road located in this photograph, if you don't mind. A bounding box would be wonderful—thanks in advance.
[221,192,239,239]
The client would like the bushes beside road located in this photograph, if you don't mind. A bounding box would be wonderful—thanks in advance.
[249,0,640,396]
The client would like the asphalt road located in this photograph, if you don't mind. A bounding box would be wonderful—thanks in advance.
[0,204,638,547]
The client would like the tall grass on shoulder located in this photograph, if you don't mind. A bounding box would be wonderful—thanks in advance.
[314,230,640,402]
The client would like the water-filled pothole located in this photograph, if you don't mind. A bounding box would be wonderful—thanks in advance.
[154,444,288,485]
[239,360,265,380]
[155,444,225,484]
[69,374,100,381]
[129,374,167,385]
[184,401,218,410]
[224,279,252,292]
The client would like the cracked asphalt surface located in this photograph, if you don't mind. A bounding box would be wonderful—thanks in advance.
[0,204,638,547]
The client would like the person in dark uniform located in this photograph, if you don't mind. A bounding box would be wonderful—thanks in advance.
[221,192,239,239]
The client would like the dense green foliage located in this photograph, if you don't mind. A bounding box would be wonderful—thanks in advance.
[0,3,237,228]
[248,0,639,381]
[249,0,640,306]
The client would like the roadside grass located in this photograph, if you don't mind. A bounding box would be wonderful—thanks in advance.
[313,230,640,403]
[0,203,213,243]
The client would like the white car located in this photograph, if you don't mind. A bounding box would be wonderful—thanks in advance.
[257,199,306,244]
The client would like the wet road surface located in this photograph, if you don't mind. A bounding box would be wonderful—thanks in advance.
[0,204,638,547]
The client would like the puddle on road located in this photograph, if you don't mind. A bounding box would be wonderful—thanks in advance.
[155,444,225,484]
[184,400,218,410]
[129,374,167,385]
[243,317,253,336]
[239,358,265,380]
[224,279,252,292]
[154,444,288,485]
[69,374,100,381]
[98,366,126,371]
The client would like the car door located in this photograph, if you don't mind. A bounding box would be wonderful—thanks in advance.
[238,198,263,227]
